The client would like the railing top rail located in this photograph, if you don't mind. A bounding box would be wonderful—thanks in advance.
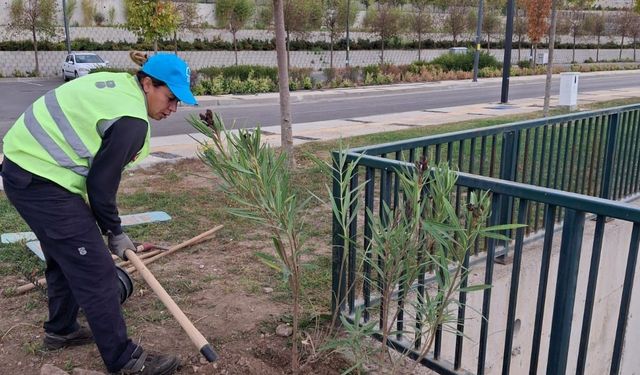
[347,103,640,156]
[342,151,640,222]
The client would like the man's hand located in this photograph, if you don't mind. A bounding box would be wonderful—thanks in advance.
[108,232,136,260]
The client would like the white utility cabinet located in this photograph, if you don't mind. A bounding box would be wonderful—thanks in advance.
[559,72,580,110]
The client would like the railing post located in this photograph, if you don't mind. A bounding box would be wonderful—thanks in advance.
[600,112,620,200]
[497,130,518,261]
[331,151,347,317]
[546,209,585,375]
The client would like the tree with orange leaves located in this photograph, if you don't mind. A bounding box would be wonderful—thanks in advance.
[525,0,551,67]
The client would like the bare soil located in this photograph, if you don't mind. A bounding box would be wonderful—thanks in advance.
[0,159,348,374]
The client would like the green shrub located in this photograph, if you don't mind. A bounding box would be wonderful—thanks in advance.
[363,72,376,85]
[478,67,501,78]
[407,60,430,74]
[199,65,278,81]
[302,76,313,90]
[289,67,313,83]
[193,75,226,96]
[289,79,299,91]
[517,60,531,68]
[362,64,380,77]
[194,72,275,95]
[428,51,500,72]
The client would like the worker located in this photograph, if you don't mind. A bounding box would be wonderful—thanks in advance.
[0,52,196,374]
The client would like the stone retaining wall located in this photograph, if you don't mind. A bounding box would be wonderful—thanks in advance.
[2,49,637,78]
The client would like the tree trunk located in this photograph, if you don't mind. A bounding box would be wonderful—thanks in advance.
[153,39,158,54]
[572,33,576,63]
[173,30,178,55]
[233,30,238,66]
[273,0,294,168]
[532,44,537,69]
[330,33,334,70]
[487,33,491,51]
[543,0,559,117]
[518,35,522,62]
[380,38,385,65]
[418,33,422,61]
[597,35,600,62]
[290,273,300,373]
[634,36,637,61]
[286,30,291,69]
[32,25,39,76]
[620,35,625,60]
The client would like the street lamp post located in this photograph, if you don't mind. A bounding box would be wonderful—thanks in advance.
[472,0,484,82]
[345,0,350,68]
[61,0,71,54]
[500,0,516,103]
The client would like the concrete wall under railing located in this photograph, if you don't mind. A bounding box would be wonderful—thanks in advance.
[2,49,638,78]
[429,202,640,374]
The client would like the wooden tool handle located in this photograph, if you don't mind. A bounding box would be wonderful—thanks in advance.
[125,249,219,362]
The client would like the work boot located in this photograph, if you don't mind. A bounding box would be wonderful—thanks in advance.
[117,346,181,375]
[43,325,94,350]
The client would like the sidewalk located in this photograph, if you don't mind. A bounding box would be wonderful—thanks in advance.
[1,71,640,190]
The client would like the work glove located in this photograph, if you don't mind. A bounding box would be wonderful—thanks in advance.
[108,232,136,260]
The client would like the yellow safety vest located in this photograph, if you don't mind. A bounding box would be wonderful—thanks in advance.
[2,72,151,196]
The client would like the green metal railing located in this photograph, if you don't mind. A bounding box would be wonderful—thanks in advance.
[331,103,640,374]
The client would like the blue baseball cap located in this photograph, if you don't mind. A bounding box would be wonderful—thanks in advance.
[141,54,197,105]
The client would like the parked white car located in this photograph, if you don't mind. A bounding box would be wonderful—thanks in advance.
[62,52,109,81]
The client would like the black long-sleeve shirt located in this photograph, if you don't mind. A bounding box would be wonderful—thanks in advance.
[87,116,148,236]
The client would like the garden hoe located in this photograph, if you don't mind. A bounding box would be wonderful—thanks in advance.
[124,247,219,362]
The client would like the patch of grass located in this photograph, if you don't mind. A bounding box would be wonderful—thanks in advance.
[163,170,182,184]
[141,300,171,323]
[164,278,203,295]
[269,255,333,310]
[587,98,640,110]
[118,188,247,245]
[201,273,220,284]
[24,296,45,312]
[0,198,28,233]
[238,276,263,295]
[23,341,43,355]
[63,359,75,372]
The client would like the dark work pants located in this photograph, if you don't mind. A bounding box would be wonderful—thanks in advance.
[1,159,136,373]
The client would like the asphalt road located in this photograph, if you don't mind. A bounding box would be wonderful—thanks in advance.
[1,71,639,140]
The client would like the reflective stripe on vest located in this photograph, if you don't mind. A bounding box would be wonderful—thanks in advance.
[23,90,93,177]
[23,104,89,177]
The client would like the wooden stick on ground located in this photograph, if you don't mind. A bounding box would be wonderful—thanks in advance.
[125,225,223,275]
[10,226,223,295]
